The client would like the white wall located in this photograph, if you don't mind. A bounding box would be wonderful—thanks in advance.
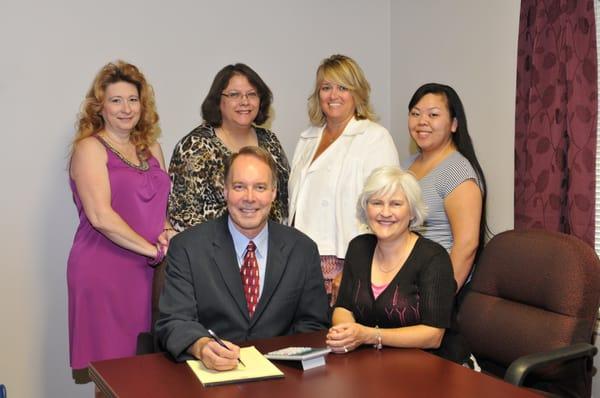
[0,1,390,397]
[0,1,520,397]
[390,1,519,236]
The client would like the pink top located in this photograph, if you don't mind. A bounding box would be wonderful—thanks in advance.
[372,282,390,300]
[67,136,170,369]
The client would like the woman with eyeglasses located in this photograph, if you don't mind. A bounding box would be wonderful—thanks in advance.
[168,63,289,231]
[288,55,399,305]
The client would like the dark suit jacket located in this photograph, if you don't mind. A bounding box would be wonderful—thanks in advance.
[155,214,329,361]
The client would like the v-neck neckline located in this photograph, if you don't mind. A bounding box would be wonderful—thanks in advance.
[96,135,149,171]
[369,235,420,302]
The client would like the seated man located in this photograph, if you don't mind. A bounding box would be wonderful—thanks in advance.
[156,146,329,370]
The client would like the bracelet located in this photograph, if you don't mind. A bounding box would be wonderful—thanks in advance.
[163,227,176,232]
[148,243,165,268]
[374,325,382,350]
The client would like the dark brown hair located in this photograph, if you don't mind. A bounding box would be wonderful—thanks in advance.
[202,63,272,126]
[409,82,489,256]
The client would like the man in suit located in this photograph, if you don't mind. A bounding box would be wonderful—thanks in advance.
[156,146,329,370]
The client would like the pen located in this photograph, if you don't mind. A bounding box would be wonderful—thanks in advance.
[207,329,246,367]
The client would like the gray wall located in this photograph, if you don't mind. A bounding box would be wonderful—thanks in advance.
[0,1,519,397]
[391,1,519,236]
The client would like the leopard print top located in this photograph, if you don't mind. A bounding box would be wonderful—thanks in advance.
[168,123,290,231]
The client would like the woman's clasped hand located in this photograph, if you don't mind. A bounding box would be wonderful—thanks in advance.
[326,323,374,354]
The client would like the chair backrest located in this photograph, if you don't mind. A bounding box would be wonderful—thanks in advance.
[137,260,167,355]
[151,260,167,328]
[457,229,600,395]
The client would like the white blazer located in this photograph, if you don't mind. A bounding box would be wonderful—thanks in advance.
[288,118,400,258]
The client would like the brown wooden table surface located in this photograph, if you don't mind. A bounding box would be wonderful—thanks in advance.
[90,330,541,398]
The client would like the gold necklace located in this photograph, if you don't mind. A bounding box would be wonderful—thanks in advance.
[102,131,130,147]
[375,234,415,273]
[377,262,402,273]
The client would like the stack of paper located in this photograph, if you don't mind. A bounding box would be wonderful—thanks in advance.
[187,346,284,387]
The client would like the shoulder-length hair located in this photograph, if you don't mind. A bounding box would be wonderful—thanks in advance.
[357,166,427,230]
[73,60,160,159]
[408,82,489,252]
[308,54,377,126]
[202,63,272,127]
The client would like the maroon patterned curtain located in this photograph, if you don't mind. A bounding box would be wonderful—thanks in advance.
[515,0,597,246]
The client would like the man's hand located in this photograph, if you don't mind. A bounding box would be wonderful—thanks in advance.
[187,337,241,371]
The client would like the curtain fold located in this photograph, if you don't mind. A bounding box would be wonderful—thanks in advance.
[515,0,597,246]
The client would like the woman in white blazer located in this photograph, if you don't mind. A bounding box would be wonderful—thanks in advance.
[289,54,399,305]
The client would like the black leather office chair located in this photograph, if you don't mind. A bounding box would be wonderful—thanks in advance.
[457,229,600,397]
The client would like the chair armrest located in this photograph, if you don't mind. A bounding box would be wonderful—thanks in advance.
[504,343,597,386]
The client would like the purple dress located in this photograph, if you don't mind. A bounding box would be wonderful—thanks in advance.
[67,137,170,369]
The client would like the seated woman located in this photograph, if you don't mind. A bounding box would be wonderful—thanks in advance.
[326,166,464,363]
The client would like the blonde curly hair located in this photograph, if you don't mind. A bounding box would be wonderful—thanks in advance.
[73,60,160,159]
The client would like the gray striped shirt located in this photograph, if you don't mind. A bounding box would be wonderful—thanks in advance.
[403,151,481,251]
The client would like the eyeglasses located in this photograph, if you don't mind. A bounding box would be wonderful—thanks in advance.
[221,91,259,102]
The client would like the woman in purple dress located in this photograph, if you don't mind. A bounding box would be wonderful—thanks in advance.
[67,61,173,383]
[326,166,466,363]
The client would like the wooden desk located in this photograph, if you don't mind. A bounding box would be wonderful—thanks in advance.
[90,330,540,397]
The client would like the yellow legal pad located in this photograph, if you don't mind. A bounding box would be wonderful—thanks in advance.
[187,346,284,386]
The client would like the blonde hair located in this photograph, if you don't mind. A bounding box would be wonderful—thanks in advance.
[357,166,427,229]
[73,60,160,159]
[307,54,377,126]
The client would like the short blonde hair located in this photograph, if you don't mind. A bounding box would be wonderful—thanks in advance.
[73,61,160,160]
[357,166,427,229]
[307,54,377,126]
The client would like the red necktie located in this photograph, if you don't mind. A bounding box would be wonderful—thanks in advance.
[241,241,260,317]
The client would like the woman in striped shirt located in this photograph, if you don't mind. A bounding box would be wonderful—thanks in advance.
[403,83,488,291]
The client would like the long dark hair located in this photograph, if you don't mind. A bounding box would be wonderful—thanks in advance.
[408,82,490,255]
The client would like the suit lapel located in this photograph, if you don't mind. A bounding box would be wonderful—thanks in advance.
[251,221,290,324]
[211,215,249,320]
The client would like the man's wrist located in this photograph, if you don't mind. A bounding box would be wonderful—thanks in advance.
[188,337,211,360]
